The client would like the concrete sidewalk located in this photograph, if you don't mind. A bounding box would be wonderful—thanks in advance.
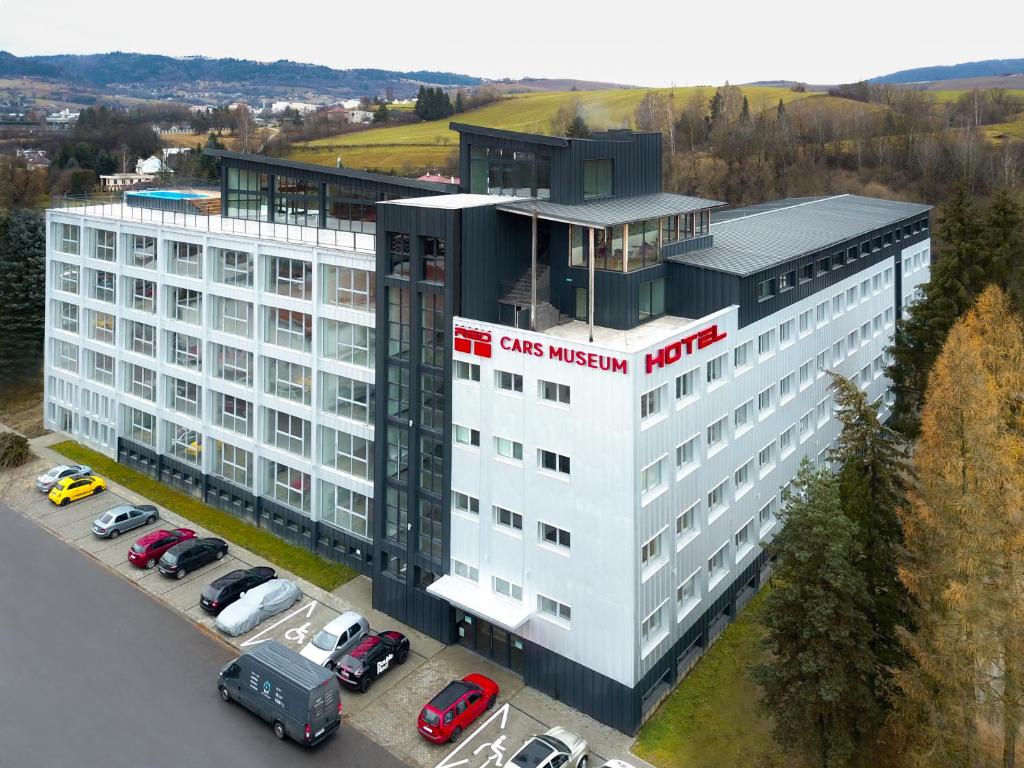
[0,430,656,768]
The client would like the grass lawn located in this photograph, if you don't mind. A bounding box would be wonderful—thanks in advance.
[287,86,813,174]
[633,589,785,768]
[50,440,358,592]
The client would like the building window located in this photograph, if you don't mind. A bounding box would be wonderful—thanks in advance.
[873,314,883,335]
[265,359,312,405]
[677,502,699,541]
[676,435,698,471]
[757,278,776,301]
[214,441,252,487]
[87,310,115,345]
[213,345,251,386]
[760,500,775,530]
[214,392,252,436]
[538,595,571,623]
[757,330,774,357]
[124,406,154,446]
[734,461,751,491]
[759,442,774,469]
[861,322,870,344]
[91,270,116,303]
[493,576,523,601]
[583,158,613,199]
[214,298,252,337]
[540,380,570,404]
[58,223,80,254]
[170,287,201,325]
[816,301,828,325]
[216,249,253,287]
[265,307,312,352]
[167,378,200,418]
[733,341,751,369]
[707,543,728,583]
[734,399,753,430]
[128,235,156,269]
[269,256,312,300]
[677,368,698,400]
[640,459,664,496]
[421,236,447,284]
[495,436,523,461]
[641,531,663,570]
[758,386,773,413]
[126,364,156,402]
[125,278,155,314]
[169,332,201,370]
[320,427,372,480]
[641,604,665,647]
[87,351,114,387]
[735,519,753,553]
[640,386,663,420]
[539,522,571,549]
[320,481,371,539]
[322,319,375,368]
[816,349,827,374]
[455,361,480,382]
[539,449,571,475]
[495,370,523,392]
[168,241,202,279]
[780,425,794,454]
[638,278,665,321]
[677,570,701,618]
[265,410,311,458]
[452,559,479,582]
[817,397,830,426]
[707,480,726,514]
[264,460,310,513]
[799,263,814,283]
[706,416,726,448]
[454,424,480,447]
[320,372,373,424]
[779,270,795,291]
[453,491,479,516]
[778,319,793,346]
[421,437,444,495]
[55,262,79,294]
[93,229,115,261]
[832,294,843,316]
[779,373,795,401]
[706,354,725,384]
[798,309,811,335]
[799,359,812,386]
[387,232,411,278]
[494,506,523,531]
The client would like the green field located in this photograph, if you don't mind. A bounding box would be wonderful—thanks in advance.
[288,86,809,173]
[633,589,784,768]
[985,111,1024,140]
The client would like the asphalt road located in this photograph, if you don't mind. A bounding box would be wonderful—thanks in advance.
[0,500,410,768]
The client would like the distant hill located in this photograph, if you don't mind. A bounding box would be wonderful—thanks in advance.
[0,50,483,100]
[491,77,638,93]
[869,58,1024,84]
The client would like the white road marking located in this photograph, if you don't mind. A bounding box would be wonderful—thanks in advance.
[435,702,511,768]
[240,600,317,647]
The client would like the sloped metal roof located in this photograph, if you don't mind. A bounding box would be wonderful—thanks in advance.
[669,194,931,276]
[496,192,725,228]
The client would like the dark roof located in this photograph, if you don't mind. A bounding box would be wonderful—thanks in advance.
[450,122,569,148]
[669,194,932,276]
[713,197,830,222]
[427,679,476,711]
[246,640,335,690]
[203,149,456,193]
[497,192,726,228]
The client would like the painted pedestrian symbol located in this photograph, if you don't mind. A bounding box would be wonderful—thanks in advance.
[472,734,507,767]
[284,622,310,646]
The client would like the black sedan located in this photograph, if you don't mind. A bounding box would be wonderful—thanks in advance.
[337,631,410,692]
[158,538,228,580]
[199,566,276,614]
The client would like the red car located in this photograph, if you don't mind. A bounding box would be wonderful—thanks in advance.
[128,527,197,569]
[417,673,499,744]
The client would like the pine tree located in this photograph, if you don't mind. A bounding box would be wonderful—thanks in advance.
[777,98,787,124]
[564,113,591,138]
[982,187,1024,310]
[373,102,390,123]
[755,459,880,768]
[829,374,909,707]
[414,85,428,119]
[740,96,751,126]
[896,286,1024,768]
[454,91,465,114]
[0,209,46,387]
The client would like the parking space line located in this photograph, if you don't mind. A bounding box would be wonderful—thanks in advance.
[239,599,318,647]
[434,703,511,768]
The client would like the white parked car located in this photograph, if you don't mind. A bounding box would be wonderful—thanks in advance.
[215,579,301,637]
[599,761,637,768]
[35,464,91,492]
[508,727,589,768]
[299,611,370,669]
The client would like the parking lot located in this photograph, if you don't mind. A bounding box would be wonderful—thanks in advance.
[0,441,653,768]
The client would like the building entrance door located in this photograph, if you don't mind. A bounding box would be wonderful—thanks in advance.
[454,609,525,673]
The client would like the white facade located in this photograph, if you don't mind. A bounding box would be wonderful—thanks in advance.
[444,239,930,689]
[43,208,379,543]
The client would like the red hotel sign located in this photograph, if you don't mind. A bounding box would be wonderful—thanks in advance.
[645,324,728,374]
[454,322,727,377]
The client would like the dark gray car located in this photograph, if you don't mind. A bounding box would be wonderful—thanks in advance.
[91,503,159,539]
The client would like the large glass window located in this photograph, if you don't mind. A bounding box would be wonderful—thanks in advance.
[627,219,661,270]
[127,235,156,268]
[583,158,613,199]
[268,256,312,300]
[213,297,252,337]
[418,499,444,561]
[212,344,252,386]
[274,174,319,227]
[320,480,371,538]
[325,183,377,234]
[125,321,155,357]
[125,364,155,402]
[169,287,201,325]
[165,421,201,466]
[264,307,311,352]
[87,310,115,345]
[168,332,201,370]
[264,460,310,512]
[214,441,252,487]
[322,265,375,310]
[225,167,269,221]
[90,270,116,303]
[213,392,252,436]
[214,248,253,287]
[58,223,80,254]
[167,377,201,418]
[386,286,411,360]
[265,409,311,458]
[54,262,79,294]
[638,278,665,321]
[321,319,375,367]
[421,237,446,285]
[264,358,312,404]
[421,291,445,368]
[320,372,374,423]
[127,278,155,313]
[56,301,78,333]
[123,405,154,446]
[168,241,202,279]
[320,427,373,480]
[93,229,115,261]
[388,232,411,278]
[469,145,551,199]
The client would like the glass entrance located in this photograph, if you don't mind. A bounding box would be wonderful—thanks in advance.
[455,609,525,672]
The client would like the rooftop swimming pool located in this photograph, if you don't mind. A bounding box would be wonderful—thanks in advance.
[127,190,204,200]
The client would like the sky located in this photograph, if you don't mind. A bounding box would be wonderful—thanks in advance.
[0,0,1021,86]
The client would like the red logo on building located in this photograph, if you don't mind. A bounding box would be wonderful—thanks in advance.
[454,327,492,358]
[645,324,728,374]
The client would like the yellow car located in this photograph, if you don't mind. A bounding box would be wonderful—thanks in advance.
[48,475,107,506]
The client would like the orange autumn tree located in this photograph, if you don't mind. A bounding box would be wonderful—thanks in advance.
[897,285,1024,768]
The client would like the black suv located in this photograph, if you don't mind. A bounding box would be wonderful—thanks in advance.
[200,566,276,614]
[158,537,228,580]
[337,631,410,692]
